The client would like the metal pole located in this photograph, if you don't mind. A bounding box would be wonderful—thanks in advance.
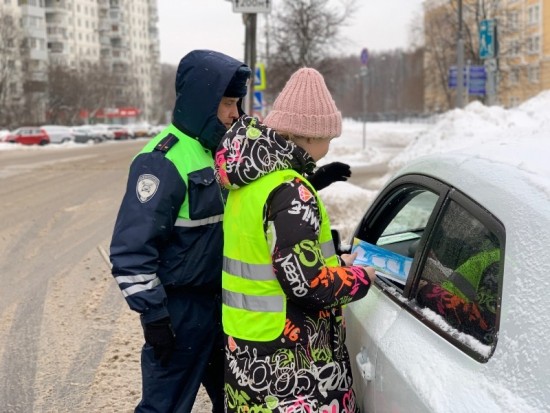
[362,68,368,150]
[245,13,257,116]
[456,0,465,109]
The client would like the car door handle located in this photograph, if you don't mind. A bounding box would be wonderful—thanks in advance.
[355,346,374,381]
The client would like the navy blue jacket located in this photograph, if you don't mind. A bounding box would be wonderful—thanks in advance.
[110,50,248,324]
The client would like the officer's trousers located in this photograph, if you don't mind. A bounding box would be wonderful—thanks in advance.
[135,289,224,413]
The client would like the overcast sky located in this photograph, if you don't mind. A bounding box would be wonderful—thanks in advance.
[156,0,424,66]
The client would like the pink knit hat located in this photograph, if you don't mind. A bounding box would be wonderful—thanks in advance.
[263,68,342,139]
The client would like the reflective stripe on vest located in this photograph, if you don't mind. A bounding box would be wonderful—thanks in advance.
[444,248,500,302]
[175,214,223,227]
[222,169,339,342]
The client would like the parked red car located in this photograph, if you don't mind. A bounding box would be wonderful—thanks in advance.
[6,127,50,145]
[107,125,130,140]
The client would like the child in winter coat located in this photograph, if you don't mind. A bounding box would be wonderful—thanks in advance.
[215,67,376,412]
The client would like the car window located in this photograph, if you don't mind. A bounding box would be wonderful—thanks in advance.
[352,176,504,360]
[415,199,501,350]
[380,191,438,239]
[353,185,441,290]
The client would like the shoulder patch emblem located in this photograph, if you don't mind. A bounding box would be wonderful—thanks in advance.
[136,174,160,203]
[298,184,313,203]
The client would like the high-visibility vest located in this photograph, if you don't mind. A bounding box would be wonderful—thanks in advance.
[222,169,339,341]
[443,248,500,303]
[138,124,223,227]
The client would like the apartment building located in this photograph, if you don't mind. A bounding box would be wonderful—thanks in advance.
[423,0,550,111]
[500,0,550,107]
[0,0,160,124]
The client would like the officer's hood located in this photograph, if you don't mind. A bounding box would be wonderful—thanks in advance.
[215,115,316,189]
[172,50,250,151]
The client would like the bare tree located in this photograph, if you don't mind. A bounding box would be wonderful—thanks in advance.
[423,0,526,112]
[265,0,358,99]
[0,7,26,128]
[154,63,176,124]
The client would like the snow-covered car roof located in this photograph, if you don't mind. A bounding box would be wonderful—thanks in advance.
[396,137,549,218]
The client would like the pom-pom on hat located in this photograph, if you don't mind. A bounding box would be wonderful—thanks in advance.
[263,68,342,139]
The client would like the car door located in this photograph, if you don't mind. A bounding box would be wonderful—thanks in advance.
[30,128,44,145]
[345,174,505,412]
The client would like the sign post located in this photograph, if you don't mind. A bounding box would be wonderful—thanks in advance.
[479,19,498,105]
[231,0,272,114]
[360,48,368,150]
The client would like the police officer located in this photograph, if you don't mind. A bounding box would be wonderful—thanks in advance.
[110,50,251,412]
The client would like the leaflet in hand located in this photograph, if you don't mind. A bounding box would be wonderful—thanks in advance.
[351,238,412,285]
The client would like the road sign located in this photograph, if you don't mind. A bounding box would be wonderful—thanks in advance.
[254,62,266,91]
[448,65,486,95]
[253,91,263,111]
[360,48,369,66]
[479,19,496,59]
[232,0,271,13]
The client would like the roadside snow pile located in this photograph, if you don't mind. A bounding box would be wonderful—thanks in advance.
[390,91,550,171]
[319,181,378,243]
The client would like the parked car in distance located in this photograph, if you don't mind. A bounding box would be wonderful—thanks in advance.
[89,124,115,140]
[72,125,105,144]
[343,140,550,412]
[40,125,75,144]
[5,127,50,145]
[107,124,130,140]
[0,129,10,142]
[127,123,152,138]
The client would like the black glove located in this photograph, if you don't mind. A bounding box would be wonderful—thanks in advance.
[143,317,176,367]
[307,162,351,191]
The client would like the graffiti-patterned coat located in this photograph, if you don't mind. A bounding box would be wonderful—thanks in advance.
[215,116,373,413]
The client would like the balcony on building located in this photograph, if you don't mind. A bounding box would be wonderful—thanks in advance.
[148,4,159,22]
[109,6,122,20]
[100,48,112,60]
[112,61,129,73]
[45,0,69,14]
[99,34,111,46]
[111,47,130,64]
[47,41,66,55]
[149,42,160,56]
[97,20,111,33]
[148,26,159,40]
[98,0,109,11]
[46,26,68,42]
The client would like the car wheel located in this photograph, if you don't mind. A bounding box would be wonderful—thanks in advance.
[39,140,48,146]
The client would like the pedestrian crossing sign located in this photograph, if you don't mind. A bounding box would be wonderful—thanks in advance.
[253,91,263,111]
[254,63,266,91]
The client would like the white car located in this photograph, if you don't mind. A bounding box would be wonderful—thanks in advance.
[343,139,550,412]
[89,124,115,140]
[71,125,105,144]
[0,129,10,142]
[40,125,75,144]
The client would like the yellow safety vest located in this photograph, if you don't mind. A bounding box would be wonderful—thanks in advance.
[139,124,223,227]
[222,169,339,341]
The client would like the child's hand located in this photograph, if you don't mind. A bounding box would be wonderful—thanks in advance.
[342,252,376,283]
[341,252,357,266]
